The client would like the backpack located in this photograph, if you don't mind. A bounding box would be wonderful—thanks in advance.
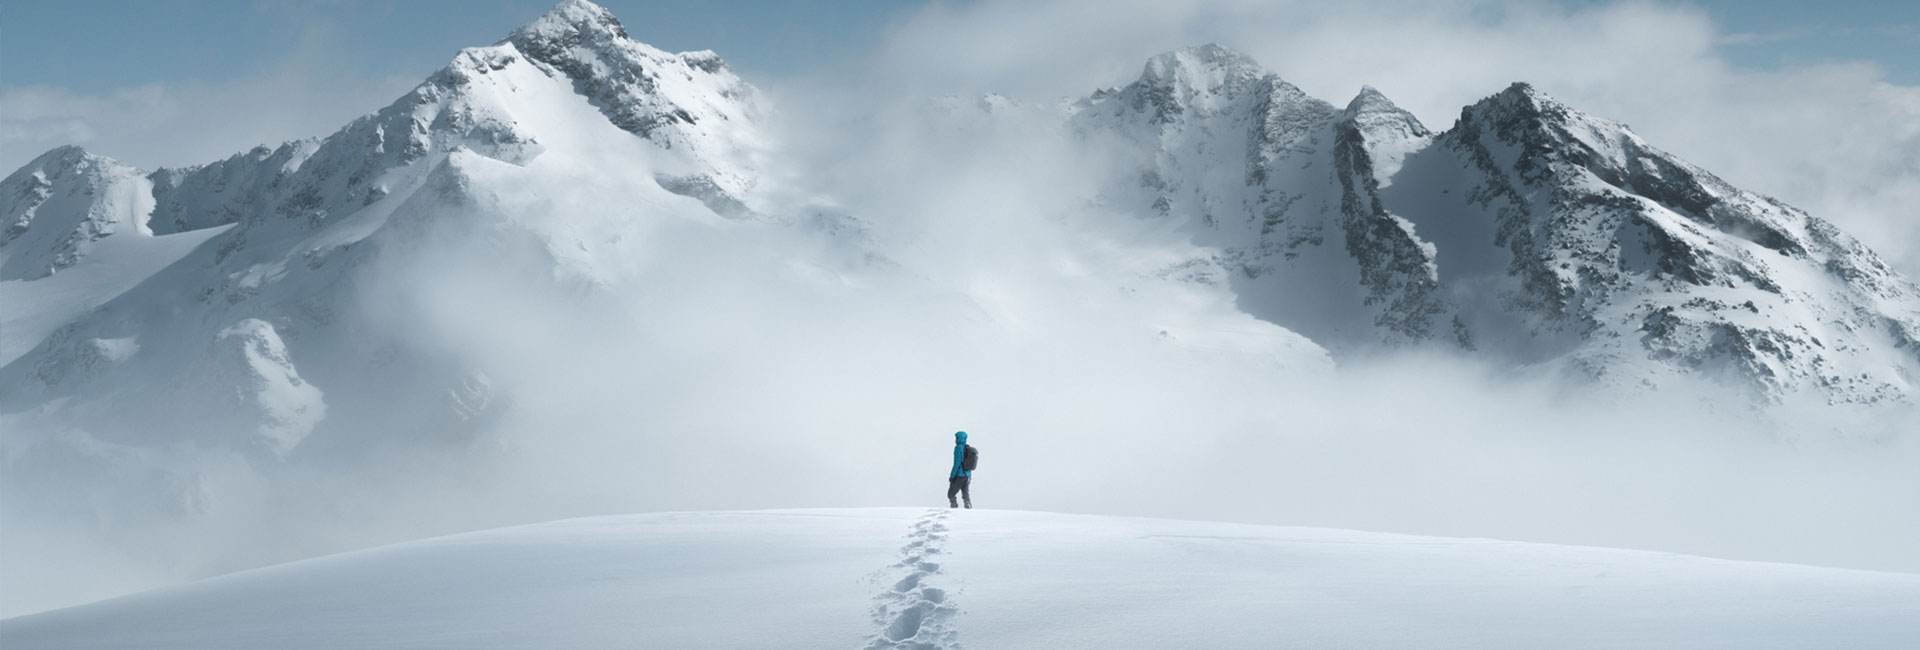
[961,445,979,472]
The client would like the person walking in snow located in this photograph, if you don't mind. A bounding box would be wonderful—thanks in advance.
[948,430,976,509]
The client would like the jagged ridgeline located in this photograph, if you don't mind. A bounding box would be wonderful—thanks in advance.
[1071,44,1920,403]
[3,0,1919,479]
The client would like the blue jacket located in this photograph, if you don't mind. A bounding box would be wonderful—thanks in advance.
[950,431,970,478]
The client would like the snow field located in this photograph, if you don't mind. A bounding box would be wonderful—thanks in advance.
[866,510,960,649]
[5,508,1917,650]
[943,510,1920,650]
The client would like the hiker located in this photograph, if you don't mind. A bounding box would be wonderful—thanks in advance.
[948,430,976,509]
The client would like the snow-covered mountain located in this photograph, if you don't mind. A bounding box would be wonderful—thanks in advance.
[0,0,772,456]
[0,2,1340,474]
[8,5,1914,473]
[0,3,798,602]
[5,508,1918,649]
[1070,44,1920,403]
[5,0,1920,621]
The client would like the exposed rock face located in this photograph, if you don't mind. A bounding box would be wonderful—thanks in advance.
[1073,49,1920,403]
[1331,89,1450,343]
[1072,45,1455,353]
[1405,83,1920,401]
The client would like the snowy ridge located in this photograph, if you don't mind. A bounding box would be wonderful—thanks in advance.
[1070,49,1920,402]
[0,146,153,281]
[1398,82,1920,400]
[505,0,765,211]
[4,509,1917,649]
[1073,46,1457,350]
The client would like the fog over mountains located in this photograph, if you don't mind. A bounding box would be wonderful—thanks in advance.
[3,0,1917,617]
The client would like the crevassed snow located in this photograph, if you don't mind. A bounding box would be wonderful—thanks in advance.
[2,509,1916,650]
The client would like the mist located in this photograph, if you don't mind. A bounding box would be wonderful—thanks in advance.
[6,0,1920,621]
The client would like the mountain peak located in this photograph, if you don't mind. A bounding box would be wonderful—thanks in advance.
[19,145,100,171]
[1344,85,1405,114]
[1456,81,1607,136]
[1,145,147,280]
[1151,43,1259,69]
[1502,80,1539,94]
[1492,81,1556,108]
[514,0,628,43]
[1341,85,1430,140]
[493,0,757,152]
[6,146,137,189]
[1139,44,1267,90]
[1118,44,1273,124]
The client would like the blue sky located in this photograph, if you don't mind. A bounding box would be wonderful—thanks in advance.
[3,0,1914,93]
[0,0,922,93]
[1681,0,1918,82]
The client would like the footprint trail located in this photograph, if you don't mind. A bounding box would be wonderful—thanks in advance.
[863,510,960,650]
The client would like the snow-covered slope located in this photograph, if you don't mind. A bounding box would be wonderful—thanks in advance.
[0,0,770,451]
[1071,45,1452,353]
[3,508,1916,650]
[1391,83,1920,400]
[0,150,235,366]
[1071,45,1920,403]
[0,1,790,604]
[1,147,156,281]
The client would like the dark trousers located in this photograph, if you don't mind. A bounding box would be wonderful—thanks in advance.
[947,476,972,508]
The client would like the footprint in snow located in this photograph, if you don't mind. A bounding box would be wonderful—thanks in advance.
[864,510,961,650]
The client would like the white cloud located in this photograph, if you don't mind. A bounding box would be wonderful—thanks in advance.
[1,67,415,174]
[0,1,439,174]
[1716,30,1803,46]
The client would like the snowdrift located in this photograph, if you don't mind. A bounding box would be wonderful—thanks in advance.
[4,508,1916,649]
